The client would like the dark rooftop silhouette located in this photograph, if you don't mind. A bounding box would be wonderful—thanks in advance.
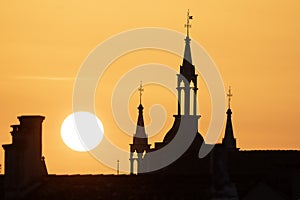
[1,10,300,200]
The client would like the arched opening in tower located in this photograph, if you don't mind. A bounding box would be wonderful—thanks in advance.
[133,157,138,175]
[180,88,185,115]
[190,81,195,115]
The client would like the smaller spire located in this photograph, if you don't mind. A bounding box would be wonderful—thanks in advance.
[130,82,150,154]
[129,84,150,174]
[138,81,144,105]
[227,86,233,109]
[222,86,237,150]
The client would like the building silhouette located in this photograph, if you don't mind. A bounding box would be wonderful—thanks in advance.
[126,10,300,198]
[2,116,47,199]
[0,10,300,200]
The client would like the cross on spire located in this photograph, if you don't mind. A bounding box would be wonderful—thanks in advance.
[184,9,193,37]
[227,86,233,109]
[138,81,144,105]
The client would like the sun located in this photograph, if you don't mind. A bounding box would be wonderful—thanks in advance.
[60,112,104,152]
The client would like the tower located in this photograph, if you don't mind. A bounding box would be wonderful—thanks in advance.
[161,9,201,147]
[129,82,151,174]
[177,9,198,116]
[148,10,205,175]
[2,115,47,199]
[222,87,238,150]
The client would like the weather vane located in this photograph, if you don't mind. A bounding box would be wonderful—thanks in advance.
[184,9,193,37]
[227,86,233,109]
[138,81,144,105]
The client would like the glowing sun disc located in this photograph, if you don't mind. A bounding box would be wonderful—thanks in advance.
[61,112,104,152]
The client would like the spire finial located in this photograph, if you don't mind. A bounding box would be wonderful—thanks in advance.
[184,9,193,37]
[138,81,144,105]
[227,86,233,109]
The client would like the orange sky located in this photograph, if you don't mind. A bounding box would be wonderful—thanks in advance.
[0,0,299,174]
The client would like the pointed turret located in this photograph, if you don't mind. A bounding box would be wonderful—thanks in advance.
[129,82,150,174]
[133,103,149,148]
[222,86,237,150]
[132,82,149,150]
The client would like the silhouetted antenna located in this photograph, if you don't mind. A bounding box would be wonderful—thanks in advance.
[184,9,193,37]
[138,81,144,105]
[227,86,233,109]
[117,160,120,175]
[0,164,1,174]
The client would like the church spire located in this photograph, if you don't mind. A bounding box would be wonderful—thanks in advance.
[222,86,237,150]
[129,82,150,174]
[177,10,198,116]
[180,9,195,80]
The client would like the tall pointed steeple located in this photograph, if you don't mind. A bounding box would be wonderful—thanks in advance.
[129,82,150,174]
[181,9,195,82]
[177,9,198,116]
[222,86,237,150]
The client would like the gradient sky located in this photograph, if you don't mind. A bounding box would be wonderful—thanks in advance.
[0,0,299,174]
